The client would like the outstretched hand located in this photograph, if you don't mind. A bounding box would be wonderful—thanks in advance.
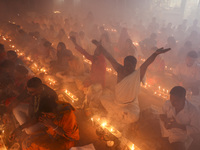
[70,36,77,45]
[155,47,171,55]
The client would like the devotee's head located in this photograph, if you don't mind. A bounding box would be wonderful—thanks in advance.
[7,50,18,62]
[185,51,198,67]
[27,77,43,96]
[124,56,137,73]
[170,86,186,110]
[57,42,66,51]
[15,65,28,79]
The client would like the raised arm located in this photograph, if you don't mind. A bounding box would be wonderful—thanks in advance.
[140,48,171,80]
[92,40,123,72]
[70,36,93,61]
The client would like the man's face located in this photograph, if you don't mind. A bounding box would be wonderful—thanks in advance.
[170,95,185,110]
[185,56,196,67]
[27,87,42,96]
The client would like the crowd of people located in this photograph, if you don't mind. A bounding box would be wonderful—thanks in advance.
[0,10,200,150]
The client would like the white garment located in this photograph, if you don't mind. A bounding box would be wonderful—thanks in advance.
[160,100,200,144]
[101,69,141,124]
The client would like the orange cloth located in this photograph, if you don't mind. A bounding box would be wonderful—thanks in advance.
[23,108,79,150]
[47,110,80,149]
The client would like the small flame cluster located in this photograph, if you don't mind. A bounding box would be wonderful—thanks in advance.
[90,116,137,150]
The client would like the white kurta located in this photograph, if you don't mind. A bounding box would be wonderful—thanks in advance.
[160,100,200,146]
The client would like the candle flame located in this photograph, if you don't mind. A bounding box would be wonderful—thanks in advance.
[131,144,135,150]
[101,122,107,128]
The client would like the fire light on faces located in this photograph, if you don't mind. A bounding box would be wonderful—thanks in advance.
[64,89,78,102]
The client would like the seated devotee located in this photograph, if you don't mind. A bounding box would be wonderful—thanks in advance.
[173,51,200,89]
[56,42,70,63]
[0,43,6,63]
[139,33,157,58]
[39,41,56,65]
[22,103,80,150]
[70,36,106,88]
[53,49,85,80]
[64,50,85,76]
[7,50,24,66]
[160,86,200,150]
[10,77,58,139]
[94,40,170,128]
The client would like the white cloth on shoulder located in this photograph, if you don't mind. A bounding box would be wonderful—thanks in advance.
[101,69,141,124]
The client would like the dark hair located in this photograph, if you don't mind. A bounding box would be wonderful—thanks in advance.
[170,86,186,98]
[57,42,66,50]
[7,50,17,57]
[15,65,28,75]
[27,77,42,88]
[124,56,137,65]
[187,51,198,58]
